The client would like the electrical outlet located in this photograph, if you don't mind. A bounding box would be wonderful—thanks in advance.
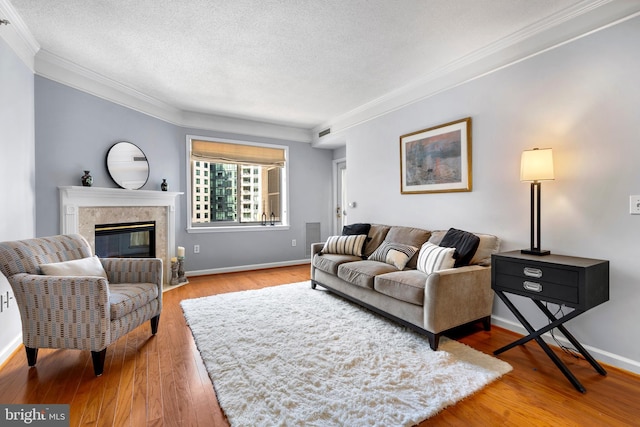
[292,239,297,247]
[194,244,200,253]
[630,196,640,214]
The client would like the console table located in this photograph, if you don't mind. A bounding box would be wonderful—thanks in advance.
[491,251,609,392]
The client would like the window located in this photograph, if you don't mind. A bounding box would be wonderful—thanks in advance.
[187,136,288,230]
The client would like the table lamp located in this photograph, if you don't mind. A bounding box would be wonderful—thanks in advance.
[520,148,554,255]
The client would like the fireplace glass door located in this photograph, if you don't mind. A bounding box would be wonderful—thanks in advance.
[95,221,156,258]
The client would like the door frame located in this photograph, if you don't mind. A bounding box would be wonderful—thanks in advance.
[332,158,346,235]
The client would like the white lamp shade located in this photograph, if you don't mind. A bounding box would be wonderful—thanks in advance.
[520,148,554,181]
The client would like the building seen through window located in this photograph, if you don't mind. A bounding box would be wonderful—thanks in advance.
[189,138,287,227]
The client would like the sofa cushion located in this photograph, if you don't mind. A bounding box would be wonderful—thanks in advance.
[374,270,428,306]
[385,226,431,247]
[416,242,456,274]
[321,234,367,256]
[368,242,417,270]
[428,230,447,245]
[109,282,159,320]
[313,253,362,275]
[337,260,398,289]
[363,224,391,257]
[384,226,431,269]
[439,228,480,267]
[40,255,108,279]
[470,233,501,266]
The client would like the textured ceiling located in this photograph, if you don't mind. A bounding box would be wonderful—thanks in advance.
[11,0,585,129]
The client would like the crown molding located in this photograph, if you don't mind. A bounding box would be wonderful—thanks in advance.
[35,49,312,143]
[312,0,640,147]
[0,0,39,70]
[36,49,182,120]
[179,110,312,143]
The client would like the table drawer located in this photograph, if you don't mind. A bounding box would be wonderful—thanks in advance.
[494,273,578,304]
[496,259,578,287]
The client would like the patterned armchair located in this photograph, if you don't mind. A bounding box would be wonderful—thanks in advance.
[0,234,162,376]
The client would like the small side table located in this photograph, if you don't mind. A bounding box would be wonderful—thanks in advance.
[491,251,609,392]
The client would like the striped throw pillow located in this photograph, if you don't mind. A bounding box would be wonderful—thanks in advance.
[368,242,418,270]
[321,234,367,256]
[417,242,456,274]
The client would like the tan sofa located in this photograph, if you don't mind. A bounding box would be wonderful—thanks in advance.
[311,224,500,350]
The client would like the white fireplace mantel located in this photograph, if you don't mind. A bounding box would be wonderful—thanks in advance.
[59,186,183,284]
[60,186,183,212]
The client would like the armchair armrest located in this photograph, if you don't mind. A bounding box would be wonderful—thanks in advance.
[422,265,493,333]
[10,273,110,350]
[100,257,163,288]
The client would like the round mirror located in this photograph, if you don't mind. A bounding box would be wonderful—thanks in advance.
[106,141,149,190]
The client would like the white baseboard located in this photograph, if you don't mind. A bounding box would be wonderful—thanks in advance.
[0,333,22,369]
[491,315,640,375]
[186,259,310,277]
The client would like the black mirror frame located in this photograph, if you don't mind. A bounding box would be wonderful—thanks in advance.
[105,141,150,190]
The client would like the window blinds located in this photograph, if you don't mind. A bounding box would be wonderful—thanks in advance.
[191,140,285,167]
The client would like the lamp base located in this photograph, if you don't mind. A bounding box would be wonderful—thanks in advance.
[521,248,551,256]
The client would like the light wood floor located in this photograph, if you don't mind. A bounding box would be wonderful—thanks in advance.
[0,264,638,426]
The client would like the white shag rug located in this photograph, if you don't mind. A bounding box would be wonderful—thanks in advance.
[181,282,512,426]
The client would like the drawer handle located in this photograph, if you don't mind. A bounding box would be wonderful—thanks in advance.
[523,267,543,278]
[523,281,543,292]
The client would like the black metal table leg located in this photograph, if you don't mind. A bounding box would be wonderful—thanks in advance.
[493,291,589,393]
[533,300,607,376]
[493,292,580,353]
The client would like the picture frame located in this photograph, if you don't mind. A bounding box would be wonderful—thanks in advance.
[400,117,472,194]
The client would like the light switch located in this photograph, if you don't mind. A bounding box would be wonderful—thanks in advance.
[630,196,640,214]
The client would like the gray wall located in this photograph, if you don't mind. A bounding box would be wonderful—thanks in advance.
[34,77,334,273]
[35,76,183,234]
[341,16,640,372]
[0,37,35,364]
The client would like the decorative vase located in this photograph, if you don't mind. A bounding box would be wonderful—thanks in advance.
[81,170,93,187]
[161,179,168,191]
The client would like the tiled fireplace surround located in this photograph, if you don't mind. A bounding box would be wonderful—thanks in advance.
[59,186,182,286]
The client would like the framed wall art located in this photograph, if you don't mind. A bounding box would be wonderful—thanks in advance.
[400,117,472,194]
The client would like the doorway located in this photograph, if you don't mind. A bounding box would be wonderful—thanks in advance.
[334,159,347,234]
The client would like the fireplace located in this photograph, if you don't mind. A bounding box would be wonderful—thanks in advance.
[95,221,156,258]
[59,186,183,287]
